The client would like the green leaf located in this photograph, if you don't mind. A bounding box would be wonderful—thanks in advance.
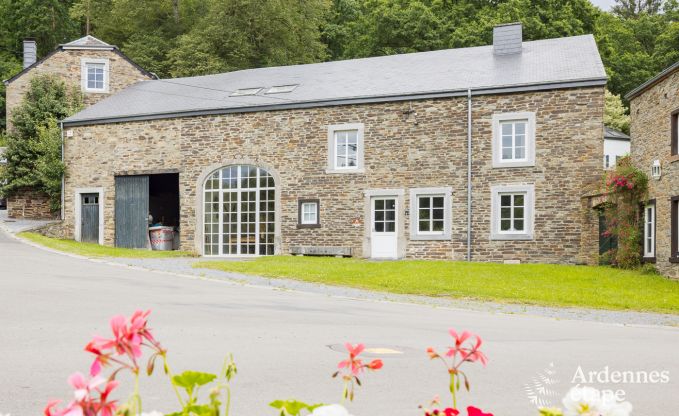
[172,371,218,389]
[269,399,324,416]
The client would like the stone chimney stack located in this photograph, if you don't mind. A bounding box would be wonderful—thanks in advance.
[23,38,37,69]
[493,23,523,55]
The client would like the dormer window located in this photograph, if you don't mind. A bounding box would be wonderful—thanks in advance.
[81,58,109,93]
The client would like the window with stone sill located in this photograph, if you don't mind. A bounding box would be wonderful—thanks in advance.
[490,184,534,240]
[492,112,536,168]
[326,123,365,173]
[409,187,452,240]
[81,58,109,93]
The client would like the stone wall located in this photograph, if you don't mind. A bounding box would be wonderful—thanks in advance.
[630,71,679,278]
[7,187,55,220]
[6,48,151,132]
[63,86,604,263]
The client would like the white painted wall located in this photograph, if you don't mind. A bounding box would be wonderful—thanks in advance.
[603,139,630,168]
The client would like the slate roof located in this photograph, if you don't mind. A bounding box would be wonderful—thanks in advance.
[63,34,607,126]
[62,35,114,49]
[604,126,630,141]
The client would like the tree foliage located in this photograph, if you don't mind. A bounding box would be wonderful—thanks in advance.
[2,0,679,130]
[604,89,631,133]
[0,74,81,209]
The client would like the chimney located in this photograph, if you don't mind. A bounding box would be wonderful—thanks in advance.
[493,23,522,55]
[23,38,37,69]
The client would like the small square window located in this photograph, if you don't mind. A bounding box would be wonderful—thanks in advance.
[409,187,452,240]
[81,58,109,93]
[491,185,534,240]
[492,112,536,168]
[327,124,365,173]
[298,199,320,228]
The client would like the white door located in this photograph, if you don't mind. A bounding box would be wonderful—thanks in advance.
[371,197,398,259]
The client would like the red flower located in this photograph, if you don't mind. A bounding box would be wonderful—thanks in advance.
[467,406,493,416]
[85,310,159,375]
[367,359,383,370]
[446,330,487,367]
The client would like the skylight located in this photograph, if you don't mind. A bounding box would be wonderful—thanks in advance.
[231,87,262,96]
[266,85,298,94]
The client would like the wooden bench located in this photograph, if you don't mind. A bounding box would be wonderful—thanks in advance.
[289,246,352,257]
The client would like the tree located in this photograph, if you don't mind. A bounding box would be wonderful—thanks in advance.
[0,52,22,133]
[169,0,331,77]
[612,0,664,18]
[604,89,631,133]
[0,74,81,209]
[0,0,79,56]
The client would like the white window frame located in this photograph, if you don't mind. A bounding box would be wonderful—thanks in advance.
[80,58,109,93]
[409,187,452,240]
[326,123,365,173]
[492,112,536,168]
[301,201,318,225]
[643,202,655,258]
[490,184,535,240]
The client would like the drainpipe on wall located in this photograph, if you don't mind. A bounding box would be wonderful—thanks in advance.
[467,88,473,262]
[60,121,65,220]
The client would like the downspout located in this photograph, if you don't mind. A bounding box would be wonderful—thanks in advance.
[60,121,65,220]
[467,88,472,262]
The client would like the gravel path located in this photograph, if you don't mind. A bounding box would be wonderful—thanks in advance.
[108,256,679,328]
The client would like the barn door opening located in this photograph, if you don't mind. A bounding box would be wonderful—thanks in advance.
[115,175,149,248]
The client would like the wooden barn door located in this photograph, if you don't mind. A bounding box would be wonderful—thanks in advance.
[115,176,149,248]
[80,193,100,243]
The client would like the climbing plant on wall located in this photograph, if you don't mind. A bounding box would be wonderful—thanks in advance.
[601,156,649,269]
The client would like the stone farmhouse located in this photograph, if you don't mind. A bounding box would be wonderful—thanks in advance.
[626,62,679,278]
[60,23,608,262]
[3,35,155,219]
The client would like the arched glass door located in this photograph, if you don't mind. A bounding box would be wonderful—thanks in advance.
[203,165,275,256]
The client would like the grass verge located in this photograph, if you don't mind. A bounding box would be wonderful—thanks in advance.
[194,256,679,314]
[19,232,196,258]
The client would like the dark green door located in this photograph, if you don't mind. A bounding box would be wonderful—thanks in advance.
[115,176,149,248]
[80,193,99,243]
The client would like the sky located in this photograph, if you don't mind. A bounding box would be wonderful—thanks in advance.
[590,0,616,10]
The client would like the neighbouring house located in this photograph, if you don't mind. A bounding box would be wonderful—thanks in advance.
[2,35,155,219]
[626,62,679,278]
[60,23,607,263]
[603,126,630,169]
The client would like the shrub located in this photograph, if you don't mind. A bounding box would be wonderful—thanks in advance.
[601,156,648,269]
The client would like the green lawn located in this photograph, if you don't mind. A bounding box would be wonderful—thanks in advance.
[19,232,196,258]
[194,256,679,314]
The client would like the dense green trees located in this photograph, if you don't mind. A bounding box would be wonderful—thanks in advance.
[2,0,679,132]
[0,75,81,209]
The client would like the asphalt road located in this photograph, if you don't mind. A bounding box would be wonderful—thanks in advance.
[1,229,678,415]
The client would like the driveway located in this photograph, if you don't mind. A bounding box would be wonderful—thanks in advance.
[1,229,678,415]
